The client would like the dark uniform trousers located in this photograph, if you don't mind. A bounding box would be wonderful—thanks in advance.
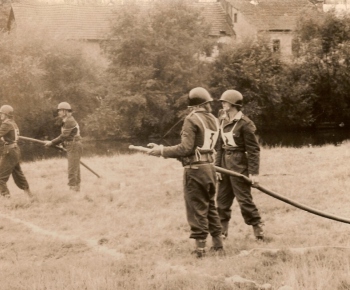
[0,147,29,194]
[184,163,222,240]
[66,141,82,187]
[217,150,261,226]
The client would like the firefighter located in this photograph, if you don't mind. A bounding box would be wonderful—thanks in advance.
[0,105,34,199]
[215,90,264,240]
[148,87,224,258]
[45,102,82,192]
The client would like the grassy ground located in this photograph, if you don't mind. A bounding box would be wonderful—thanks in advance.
[0,143,350,289]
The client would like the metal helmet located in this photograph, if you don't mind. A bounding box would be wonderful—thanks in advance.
[57,102,72,111]
[188,87,213,107]
[0,105,14,117]
[220,90,243,107]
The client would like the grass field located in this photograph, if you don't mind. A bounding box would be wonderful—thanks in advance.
[0,143,350,289]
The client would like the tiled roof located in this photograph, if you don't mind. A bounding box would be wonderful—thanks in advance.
[10,3,117,40]
[9,2,233,40]
[192,2,234,36]
[227,0,316,30]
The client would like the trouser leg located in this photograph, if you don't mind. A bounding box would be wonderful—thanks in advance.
[184,174,210,241]
[230,174,261,226]
[12,163,29,190]
[216,173,234,237]
[0,150,17,195]
[67,143,82,187]
[184,165,222,240]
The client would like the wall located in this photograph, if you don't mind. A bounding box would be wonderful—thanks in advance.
[267,31,294,56]
[230,6,257,42]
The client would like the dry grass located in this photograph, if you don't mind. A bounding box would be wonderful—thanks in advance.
[1,143,350,289]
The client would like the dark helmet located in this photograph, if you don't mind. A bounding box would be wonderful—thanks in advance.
[0,105,14,117]
[188,87,213,107]
[220,90,243,107]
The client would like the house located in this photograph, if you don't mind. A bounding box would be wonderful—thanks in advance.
[195,1,234,38]
[219,0,317,56]
[321,0,350,13]
[7,0,316,59]
[7,1,233,61]
[7,3,118,61]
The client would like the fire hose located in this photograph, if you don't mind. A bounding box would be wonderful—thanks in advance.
[19,136,101,178]
[129,145,350,225]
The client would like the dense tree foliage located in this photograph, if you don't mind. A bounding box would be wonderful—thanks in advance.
[209,36,315,130]
[0,26,102,138]
[2,4,350,140]
[84,0,215,139]
[292,10,350,125]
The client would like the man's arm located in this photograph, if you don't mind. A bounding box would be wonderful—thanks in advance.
[148,117,196,158]
[46,118,78,146]
[243,121,260,176]
[162,117,196,158]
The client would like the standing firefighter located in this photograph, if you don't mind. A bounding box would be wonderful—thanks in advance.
[45,102,82,192]
[148,87,224,258]
[215,90,264,240]
[0,105,33,199]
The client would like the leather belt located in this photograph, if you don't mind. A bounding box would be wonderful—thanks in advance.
[188,153,212,163]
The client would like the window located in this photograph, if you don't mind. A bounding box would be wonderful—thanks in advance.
[234,13,238,23]
[272,39,280,52]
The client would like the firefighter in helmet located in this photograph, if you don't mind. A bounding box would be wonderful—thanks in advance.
[215,90,264,240]
[0,105,34,200]
[148,87,224,257]
[45,102,82,192]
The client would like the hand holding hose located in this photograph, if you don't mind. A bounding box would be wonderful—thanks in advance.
[147,143,163,157]
[249,174,259,187]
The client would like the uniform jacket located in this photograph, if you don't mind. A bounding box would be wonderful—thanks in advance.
[163,110,218,160]
[52,115,80,146]
[0,119,19,144]
[215,111,260,175]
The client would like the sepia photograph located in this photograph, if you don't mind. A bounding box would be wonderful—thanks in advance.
[0,0,349,289]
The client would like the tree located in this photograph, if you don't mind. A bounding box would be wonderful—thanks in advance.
[84,0,215,139]
[0,25,103,138]
[293,10,350,125]
[209,36,301,130]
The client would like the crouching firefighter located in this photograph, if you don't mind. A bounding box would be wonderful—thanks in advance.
[148,87,225,258]
[0,105,34,199]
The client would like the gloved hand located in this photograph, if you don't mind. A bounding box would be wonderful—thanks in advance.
[249,174,259,187]
[147,143,163,157]
[216,172,222,181]
[44,141,53,147]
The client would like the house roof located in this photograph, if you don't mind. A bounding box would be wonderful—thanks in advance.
[9,3,117,40]
[227,0,316,31]
[9,2,233,40]
[193,2,234,36]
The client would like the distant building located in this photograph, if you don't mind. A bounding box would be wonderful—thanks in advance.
[7,1,234,61]
[219,0,317,57]
[7,0,318,60]
[7,3,117,62]
[321,0,350,13]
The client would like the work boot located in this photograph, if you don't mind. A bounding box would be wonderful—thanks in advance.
[210,235,226,257]
[191,239,206,258]
[221,220,229,239]
[253,223,265,240]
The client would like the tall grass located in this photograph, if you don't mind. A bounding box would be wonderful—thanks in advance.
[0,143,350,289]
